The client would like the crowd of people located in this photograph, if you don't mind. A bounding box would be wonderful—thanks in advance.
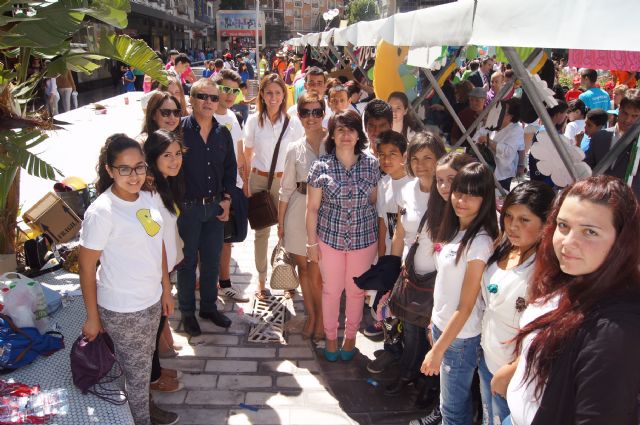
[78,47,640,425]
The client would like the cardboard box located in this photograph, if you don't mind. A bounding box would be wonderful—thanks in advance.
[23,192,82,244]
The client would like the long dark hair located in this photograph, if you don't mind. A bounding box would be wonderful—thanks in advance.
[488,181,556,266]
[96,134,143,194]
[325,110,368,154]
[426,152,475,238]
[143,92,182,134]
[435,162,499,263]
[143,129,185,214]
[388,91,423,137]
[256,73,288,127]
[515,176,640,398]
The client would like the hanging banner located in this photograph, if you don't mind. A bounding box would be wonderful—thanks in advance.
[568,50,640,71]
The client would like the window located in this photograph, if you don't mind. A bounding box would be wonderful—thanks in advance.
[294,1,302,6]
[294,18,302,30]
[284,8,293,16]
[294,9,301,17]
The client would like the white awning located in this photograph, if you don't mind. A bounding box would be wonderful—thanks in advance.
[471,0,640,52]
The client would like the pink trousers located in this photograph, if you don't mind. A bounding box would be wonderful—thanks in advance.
[318,239,377,340]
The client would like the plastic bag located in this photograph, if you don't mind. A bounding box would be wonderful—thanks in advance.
[0,273,49,333]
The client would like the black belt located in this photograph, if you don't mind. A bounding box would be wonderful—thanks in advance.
[184,196,220,205]
[296,182,307,195]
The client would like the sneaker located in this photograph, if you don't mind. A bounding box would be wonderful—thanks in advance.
[408,407,442,425]
[150,399,179,425]
[366,350,398,374]
[150,375,184,393]
[363,321,384,337]
[219,284,250,303]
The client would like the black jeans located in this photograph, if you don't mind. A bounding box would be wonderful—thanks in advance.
[150,315,167,382]
[399,322,431,380]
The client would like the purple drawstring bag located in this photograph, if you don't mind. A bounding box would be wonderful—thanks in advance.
[70,333,127,405]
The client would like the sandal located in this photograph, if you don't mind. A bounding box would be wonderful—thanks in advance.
[254,290,269,301]
[283,289,296,300]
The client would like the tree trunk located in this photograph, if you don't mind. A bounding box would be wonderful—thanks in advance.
[0,169,19,254]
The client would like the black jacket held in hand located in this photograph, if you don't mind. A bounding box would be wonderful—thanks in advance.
[531,293,640,425]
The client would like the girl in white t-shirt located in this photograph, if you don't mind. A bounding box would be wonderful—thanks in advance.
[563,99,586,146]
[382,132,446,397]
[479,181,555,425]
[419,162,498,425]
[79,134,174,425]
[143,130,186,405]
[410,152,476,425]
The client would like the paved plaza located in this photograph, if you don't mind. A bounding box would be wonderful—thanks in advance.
[153,229,428,425]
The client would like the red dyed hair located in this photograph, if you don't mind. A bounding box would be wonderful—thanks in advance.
[515,175,640,398]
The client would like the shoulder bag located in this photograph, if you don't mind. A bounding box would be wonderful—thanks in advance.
[388,211,437,328]
[247,116,290,230]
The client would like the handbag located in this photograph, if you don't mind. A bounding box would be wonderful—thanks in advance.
[247,116,290,230]
[269,241,300,290]
[388,212,437,328]
[70,333,128,405]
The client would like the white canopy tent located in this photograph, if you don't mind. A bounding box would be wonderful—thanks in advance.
[282,0,640,186]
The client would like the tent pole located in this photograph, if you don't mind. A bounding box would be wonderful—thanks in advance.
[502,46,579,182]
[423,68,507,196]
[344,44,371,84]
[410,49,463,116]
[452,78,515,148]
[592,120,640,175]
[329,45,348,69]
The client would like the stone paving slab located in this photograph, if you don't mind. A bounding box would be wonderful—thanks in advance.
[157,230,428,424]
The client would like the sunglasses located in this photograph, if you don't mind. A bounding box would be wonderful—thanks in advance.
[217,84,241,96]
[299,108,324,119]
[158,108,181,118]
[194,93,219,102]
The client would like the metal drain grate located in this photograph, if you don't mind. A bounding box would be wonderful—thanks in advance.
[247,295,291,343]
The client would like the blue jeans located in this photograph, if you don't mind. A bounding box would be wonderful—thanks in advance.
[478,350,511,425]
[432,325,481,425]
[177,202,224,315]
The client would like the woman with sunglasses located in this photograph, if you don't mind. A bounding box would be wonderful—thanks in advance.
[278,93,327,340]
[243,74,304,300]
[79,134,174,425]
[142,92,183,136]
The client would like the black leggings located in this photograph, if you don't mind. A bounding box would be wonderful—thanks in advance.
[150,315,167,383]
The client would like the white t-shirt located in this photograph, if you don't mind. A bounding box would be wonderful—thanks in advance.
[394,178,429,256]
[79,188,164,313]
[152,192,179,272]
[376,174,413,255]
[214,110,244,188]
[491,122,525,181]
[506,295,560,425]
[243,112,305,173]
[432,230,494,339]
[563,119,585,145]
[481,255,535,374]
[413,228,437,275]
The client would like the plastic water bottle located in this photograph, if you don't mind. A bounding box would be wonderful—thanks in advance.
[0,388,68,423]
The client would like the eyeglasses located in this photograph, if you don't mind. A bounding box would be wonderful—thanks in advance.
[158,108,182,118]
[194,93,219,102]
[299,108,324,119]
[217,84,241,96]
[111,164,148,176]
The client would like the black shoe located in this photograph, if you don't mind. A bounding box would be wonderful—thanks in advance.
[384,377,414,396]
[150,398,179,425]
[366,350,398,374]
[182,315,201,337]
[409,406,442,425]
[199,310,232,328]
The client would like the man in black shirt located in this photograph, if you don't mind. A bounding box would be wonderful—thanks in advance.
[178,79,238,336]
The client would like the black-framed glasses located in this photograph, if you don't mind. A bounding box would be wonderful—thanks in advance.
[158,108,182,118]
[111,164,148,176]
[217,84,241,96]
[194,93,219,102]
[299,108,324,119]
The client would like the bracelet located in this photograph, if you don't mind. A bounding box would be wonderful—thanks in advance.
[306,243,318,248]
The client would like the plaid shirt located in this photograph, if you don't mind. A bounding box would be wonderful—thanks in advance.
[307,153,380,251]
